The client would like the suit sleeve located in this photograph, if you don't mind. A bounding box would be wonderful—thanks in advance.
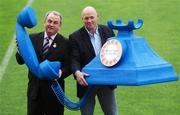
[15,51,25,65]
[60,40,71,80]
[69,35,82,75]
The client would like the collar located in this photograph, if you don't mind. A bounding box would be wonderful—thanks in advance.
[85,25,99,36]
[44,32,57,40]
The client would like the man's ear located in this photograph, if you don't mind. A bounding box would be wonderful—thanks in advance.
[97,14,99,20]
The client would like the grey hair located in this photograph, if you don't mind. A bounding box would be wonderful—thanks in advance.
[45,11,63,22]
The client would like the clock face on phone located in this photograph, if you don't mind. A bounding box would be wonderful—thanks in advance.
[100,39,122,67]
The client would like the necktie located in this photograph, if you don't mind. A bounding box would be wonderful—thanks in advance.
[42,37,50,57]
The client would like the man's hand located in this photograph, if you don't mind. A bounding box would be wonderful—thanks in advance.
[75,70,89,86]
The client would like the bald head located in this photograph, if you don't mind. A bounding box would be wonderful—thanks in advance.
[81,6,98,18]
[81,6,99,33]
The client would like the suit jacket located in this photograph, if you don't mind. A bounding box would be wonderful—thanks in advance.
[16,32,71,100]
[69,24,116,98]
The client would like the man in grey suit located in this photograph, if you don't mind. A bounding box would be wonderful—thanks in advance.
[16,11,70,115]
[69,6,118,115]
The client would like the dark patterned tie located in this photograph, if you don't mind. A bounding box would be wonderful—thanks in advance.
[42,37,51,57]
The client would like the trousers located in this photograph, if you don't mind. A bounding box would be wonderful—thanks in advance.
[80,86,118,115]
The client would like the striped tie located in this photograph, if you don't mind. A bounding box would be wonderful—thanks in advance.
[42,37,50,57]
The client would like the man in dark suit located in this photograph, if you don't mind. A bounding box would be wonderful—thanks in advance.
[16,11,70,115]
[69,6,118,115]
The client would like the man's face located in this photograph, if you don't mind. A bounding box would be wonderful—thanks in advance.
[44,13,61,36]
[82,10,98,33]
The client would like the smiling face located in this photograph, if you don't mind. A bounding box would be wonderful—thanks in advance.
[81,6,99,33]
[44,12,62,36]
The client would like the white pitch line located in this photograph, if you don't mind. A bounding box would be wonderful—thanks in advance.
[26,0,34,7]
[0,0,34,82]
[0,35,16,81]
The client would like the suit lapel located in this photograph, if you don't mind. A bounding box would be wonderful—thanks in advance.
[98,26,107,46]
[81,27,96,56]
[36,33,44,59]
[46,36,57,57]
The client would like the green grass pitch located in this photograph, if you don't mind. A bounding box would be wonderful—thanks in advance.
[0,0,180,115]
